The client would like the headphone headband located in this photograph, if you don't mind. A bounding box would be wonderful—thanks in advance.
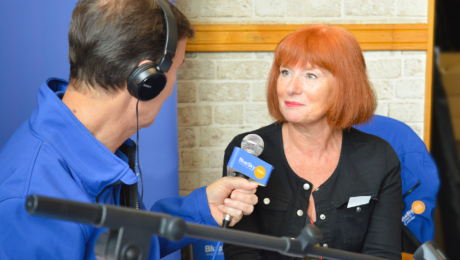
[156,0,177,73]
[127,0,178,101]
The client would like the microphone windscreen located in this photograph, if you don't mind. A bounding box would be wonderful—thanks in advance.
[241,134,264,157]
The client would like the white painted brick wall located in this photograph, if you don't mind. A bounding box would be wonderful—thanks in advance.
[177,50,427,194]
[176,0,428,24]
[345,0,395,16]
[175,0,429,194]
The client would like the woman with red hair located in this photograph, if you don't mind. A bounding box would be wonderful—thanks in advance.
[222,24,402,260]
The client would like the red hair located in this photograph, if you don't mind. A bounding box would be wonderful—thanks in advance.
[267,24,376,129]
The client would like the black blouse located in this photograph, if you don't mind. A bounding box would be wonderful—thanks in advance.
[222,123,402,260]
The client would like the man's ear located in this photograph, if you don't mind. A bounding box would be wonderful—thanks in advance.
[137,60,153,67]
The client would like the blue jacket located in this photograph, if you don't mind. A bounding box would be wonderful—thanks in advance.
[356,115,439,244]
[0,78,218,259]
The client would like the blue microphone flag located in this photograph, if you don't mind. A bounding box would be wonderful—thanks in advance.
[227,147,274,186]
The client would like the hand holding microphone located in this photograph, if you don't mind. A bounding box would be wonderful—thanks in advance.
[206,176,258,228]
[208,134,273,260]
[206,134,273,228]
[222,134,274,228]
[206,176,258,227]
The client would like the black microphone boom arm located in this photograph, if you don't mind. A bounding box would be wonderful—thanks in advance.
[25,195,445,260]
[26,195,185,260]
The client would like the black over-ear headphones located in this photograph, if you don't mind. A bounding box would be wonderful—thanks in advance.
[127,0,178,101]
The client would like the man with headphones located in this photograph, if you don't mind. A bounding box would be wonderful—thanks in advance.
[0,0,258,259]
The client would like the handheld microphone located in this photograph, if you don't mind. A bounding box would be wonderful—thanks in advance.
[223,134,274,228]
[227,134,273,186]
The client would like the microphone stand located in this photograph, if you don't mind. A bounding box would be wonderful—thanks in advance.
[26,195,185,260]
[25,195,445,260]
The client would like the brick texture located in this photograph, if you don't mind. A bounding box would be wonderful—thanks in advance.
[181,0,427,24]
[345,0,395,16]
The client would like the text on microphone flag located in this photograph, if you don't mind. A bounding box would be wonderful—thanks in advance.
[227,147,274,186]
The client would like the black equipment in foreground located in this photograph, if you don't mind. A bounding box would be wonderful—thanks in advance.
[25,195,446,260]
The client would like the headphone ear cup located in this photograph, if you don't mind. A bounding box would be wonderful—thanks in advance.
[127,63,167,101]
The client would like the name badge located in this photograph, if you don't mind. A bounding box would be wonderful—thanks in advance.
[347,196,371,208]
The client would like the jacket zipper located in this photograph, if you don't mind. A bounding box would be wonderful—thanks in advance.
[403,180,421,198]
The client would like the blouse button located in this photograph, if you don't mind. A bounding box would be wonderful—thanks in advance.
[297,210,304,217]
[315,187,320,192]
[323,243,328,248]
[263,198,270,205]
[356,207,361,212]
[320,214,326,220]
[303,183,311,190]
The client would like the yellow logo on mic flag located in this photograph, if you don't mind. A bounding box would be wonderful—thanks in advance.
[254,166,266,179]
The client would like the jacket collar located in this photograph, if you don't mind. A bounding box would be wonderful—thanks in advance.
[29,78,138,198]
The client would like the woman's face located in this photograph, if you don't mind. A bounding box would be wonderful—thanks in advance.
[277,63,336,125]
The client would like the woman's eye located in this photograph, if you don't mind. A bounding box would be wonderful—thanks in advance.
[307,73,317,79]
[281,70,290,76]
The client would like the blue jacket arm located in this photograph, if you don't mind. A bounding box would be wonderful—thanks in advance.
[150,186,219,258]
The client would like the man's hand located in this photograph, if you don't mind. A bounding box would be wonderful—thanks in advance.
[206,177,258,227]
